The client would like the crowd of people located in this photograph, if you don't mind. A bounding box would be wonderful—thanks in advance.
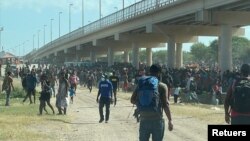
[1,62,250,140]
[2,62,246,111]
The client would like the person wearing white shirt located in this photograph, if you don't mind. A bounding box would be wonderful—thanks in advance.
[174,84,181,103]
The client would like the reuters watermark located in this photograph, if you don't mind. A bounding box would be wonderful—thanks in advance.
[208,125,250,140]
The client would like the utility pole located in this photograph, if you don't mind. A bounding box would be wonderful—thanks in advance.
[0,27,4,51]
[123,0,124,20]
[50,18,54,44]
[33,34,35,50]
[37,30,40,48]
[43,25,47,46]
[99,0,101,20]
[82,0,84,27]
[69,3,73,33]
[59,12,62,37]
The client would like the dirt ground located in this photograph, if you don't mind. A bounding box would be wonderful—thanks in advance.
[34,86,223,141]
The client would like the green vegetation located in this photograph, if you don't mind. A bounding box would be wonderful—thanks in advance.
[171,103,225,124]
[114,36,250,65]
[0,78,227,140]
[0,87,26,99]
[0,79,71,141]
[190,36,250,64]
[118,90,225,124]
[0,97,71,141]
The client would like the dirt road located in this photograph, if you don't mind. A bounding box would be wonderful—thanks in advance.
[48,86,214,141]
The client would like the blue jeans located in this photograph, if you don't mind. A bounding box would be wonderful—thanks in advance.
[139,119,165,141]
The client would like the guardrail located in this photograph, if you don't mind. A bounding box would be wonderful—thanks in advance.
[29,0,181,59]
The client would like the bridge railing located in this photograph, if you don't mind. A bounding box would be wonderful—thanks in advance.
[32,0,181,58]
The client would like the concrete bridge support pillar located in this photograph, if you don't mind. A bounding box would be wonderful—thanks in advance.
[108,47,114,67]
[63,49,68,62]
[53,52,57,64]
[168,37,176,68]
[75,45,81,62]
[124,51,129,63]
[65,57,68,62]
[176,43,183,69]
[146,48,152,67]
[90,51,97,63]
[220,25,232,72]
[75,54,79,62]
[132,43,139,70]
[218,37,221,70]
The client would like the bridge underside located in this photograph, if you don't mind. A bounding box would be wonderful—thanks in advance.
[25,0,250,71]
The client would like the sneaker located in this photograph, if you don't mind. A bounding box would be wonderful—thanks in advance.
[99,119,104,123]
[105,120,108,123]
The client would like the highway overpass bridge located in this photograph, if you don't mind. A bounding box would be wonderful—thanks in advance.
[25,0,250,72]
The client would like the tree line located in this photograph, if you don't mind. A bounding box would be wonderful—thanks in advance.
[113,36,250,68]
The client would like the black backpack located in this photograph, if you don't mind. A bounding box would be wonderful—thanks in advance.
[231,78,250,113]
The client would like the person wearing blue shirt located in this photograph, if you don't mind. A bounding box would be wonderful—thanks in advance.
[96,74,113,123]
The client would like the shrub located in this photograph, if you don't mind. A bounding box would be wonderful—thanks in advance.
[0,87,26,99]
[11,87,27,98]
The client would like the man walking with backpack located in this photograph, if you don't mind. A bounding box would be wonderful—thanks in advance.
[131,64,173,141]
[224,64,250,125]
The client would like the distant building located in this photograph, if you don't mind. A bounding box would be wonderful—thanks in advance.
[0,51,20,65]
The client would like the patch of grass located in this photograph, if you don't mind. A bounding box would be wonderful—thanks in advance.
[117,91,225,124]
[0,78,71,141]
[0,102,71,141]
[170,103,225,124]
[0,116,50,141]
[0,77,27,99]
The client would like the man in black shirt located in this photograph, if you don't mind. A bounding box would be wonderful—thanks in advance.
[109,71,119,106]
